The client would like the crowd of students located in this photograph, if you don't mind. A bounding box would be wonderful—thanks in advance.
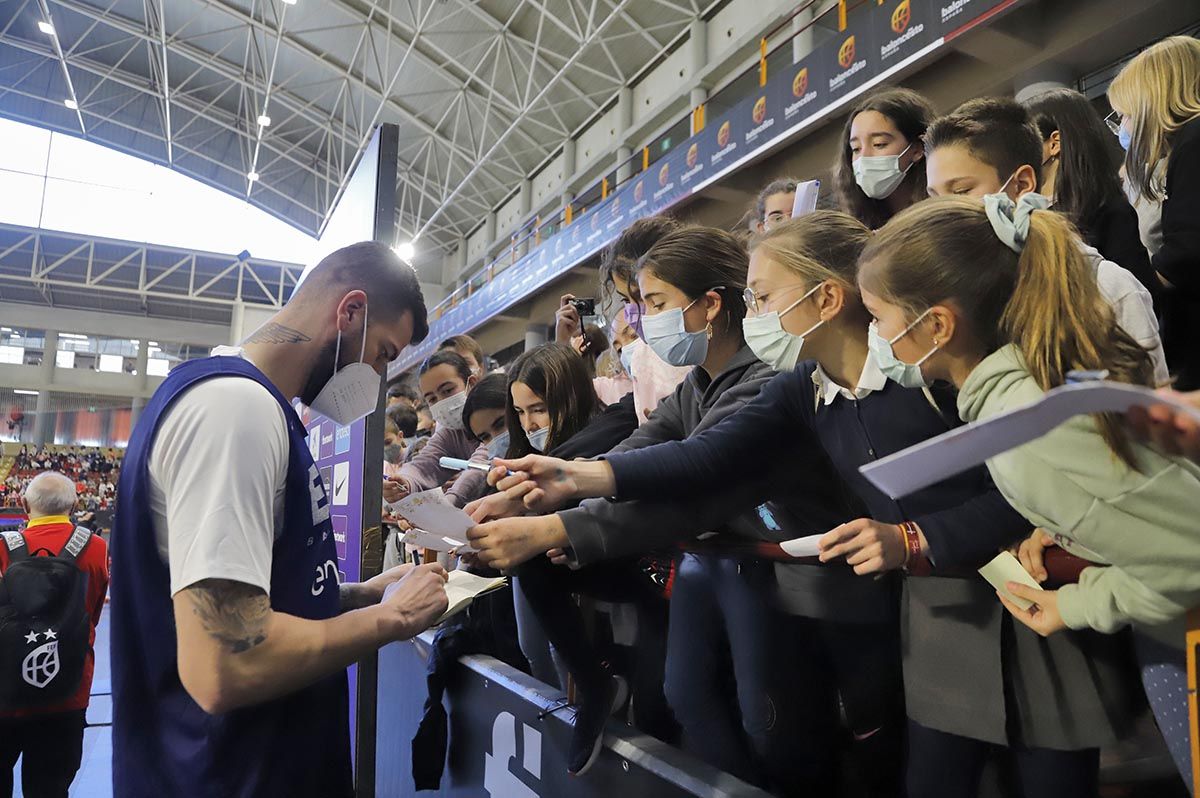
[382,35,1200,797]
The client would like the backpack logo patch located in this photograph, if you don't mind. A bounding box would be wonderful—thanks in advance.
[22,638,60,689]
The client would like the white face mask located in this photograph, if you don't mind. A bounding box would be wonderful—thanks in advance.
[309,303,380,426]
[485,430,510,459]
[867,312,939,389]
[526,426,550,452]
[853,142,914,200]
[429,389,468,431]
[742,283,824,373]
[641,296,711,367]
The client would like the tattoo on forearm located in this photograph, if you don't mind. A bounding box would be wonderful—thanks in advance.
[243,322,311,345]
[188,580,271,654]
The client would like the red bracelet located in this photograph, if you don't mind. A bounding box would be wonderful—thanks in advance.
[901,521,931,577]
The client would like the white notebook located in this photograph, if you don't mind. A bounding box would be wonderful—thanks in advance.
[439,570,508,624]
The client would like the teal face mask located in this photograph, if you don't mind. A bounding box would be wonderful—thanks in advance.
[867,311,939,389]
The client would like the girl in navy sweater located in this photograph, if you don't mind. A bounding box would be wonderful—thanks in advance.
[475,211,1139,798]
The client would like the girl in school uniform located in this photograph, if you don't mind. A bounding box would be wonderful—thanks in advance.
[1109,35,1200,389]
[473,211,1139,798]
[857,191,1200,790]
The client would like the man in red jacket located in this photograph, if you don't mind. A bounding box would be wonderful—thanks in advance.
[0,471,109,798]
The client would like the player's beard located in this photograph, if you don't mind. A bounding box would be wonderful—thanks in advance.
[298,337,339,408]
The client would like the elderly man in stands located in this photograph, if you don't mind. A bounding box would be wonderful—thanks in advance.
[0,472,109,798]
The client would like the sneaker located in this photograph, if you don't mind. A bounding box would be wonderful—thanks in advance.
[567,675,628,776]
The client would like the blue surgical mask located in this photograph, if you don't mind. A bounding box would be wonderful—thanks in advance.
[619,344,636,378]
[526,426,550,453]
[485,430,510,460]
[641,296,710,367]
[1118,124,1132,152]
[742,283,824,372]
[867,313,939,389]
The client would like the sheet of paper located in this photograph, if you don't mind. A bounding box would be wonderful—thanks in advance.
[860,381,1200,499]
[779,533,824,558]
[401,527,473,553]
[791,179,821,218]
[388,487,474,539]
[977,551,1044,611]
[440,570,508,623]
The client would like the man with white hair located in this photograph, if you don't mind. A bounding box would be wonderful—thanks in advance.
[0,471,109,798]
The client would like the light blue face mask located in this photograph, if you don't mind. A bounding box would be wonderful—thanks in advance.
[526,426,551,453]
[619,344,636,378]
[485,430,510,459]
[1117,124,1132,152]
[867,313,939,389]
[641,296,710,367]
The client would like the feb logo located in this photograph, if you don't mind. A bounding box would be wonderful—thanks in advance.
[891,0,911,33]
[633,180,644,203]
[658,162,670,187]
[838,35,856,69]
[752,96,767,125]
[792,67,810,97]
[686,143,699,169]
[717,121,732,148]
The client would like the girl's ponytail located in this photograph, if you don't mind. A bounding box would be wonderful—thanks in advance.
[1003,210,1154,468]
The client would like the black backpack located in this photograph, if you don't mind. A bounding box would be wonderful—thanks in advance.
[0,526,94,711]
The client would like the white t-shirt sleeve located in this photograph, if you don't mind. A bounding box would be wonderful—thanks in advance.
[148,376,289,596]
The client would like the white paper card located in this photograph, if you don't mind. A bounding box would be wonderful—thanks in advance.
[861,381,1200,499]
[790,179,821,218]
[977,551,1044,611]
[779,533,824,558]
[389,487,475,542]
[401,527,473,553]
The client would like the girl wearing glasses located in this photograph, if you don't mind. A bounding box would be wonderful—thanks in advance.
[1109,35,1200,390]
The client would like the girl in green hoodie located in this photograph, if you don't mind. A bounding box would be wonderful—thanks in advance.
[855,191,1200,791]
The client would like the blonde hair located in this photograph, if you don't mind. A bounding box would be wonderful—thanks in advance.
[752,210,871,290]
[860,196,1154,468]
[1109,35,1200,201]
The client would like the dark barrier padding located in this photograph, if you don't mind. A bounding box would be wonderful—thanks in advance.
[376,633,774,797]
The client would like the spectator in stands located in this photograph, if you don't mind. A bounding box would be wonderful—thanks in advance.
[752,178,798,233]
[834,88,936,229]
[382,418,405,477]
[860,191,1200,793]
[596,217,693,421]
[463,373,510,459]
[386,382,420,410]
[438,335,486,378]
[1110,35,1200,391]
[571,323,632,406]
[1,472,108,798]
[382,351,490,509]
[1024,88,1157,296]
[385,404,418,452]
[923,97,1168,386]
[414,403,435,437]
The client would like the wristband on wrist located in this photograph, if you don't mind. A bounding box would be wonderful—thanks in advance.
[900,521,931,576]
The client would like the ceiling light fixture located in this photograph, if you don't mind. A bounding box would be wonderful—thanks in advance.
[64,98,78,110]
[247,170,260,182]
[14,389,39,396]
[38,20,56,36]
[257,114,271,127]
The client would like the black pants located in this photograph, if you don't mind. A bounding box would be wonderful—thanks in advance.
[514,554,677,740]
[906,719,1099,798]
[0,710,87,798]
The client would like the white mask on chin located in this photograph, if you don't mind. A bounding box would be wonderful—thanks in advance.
[308,303,381,426]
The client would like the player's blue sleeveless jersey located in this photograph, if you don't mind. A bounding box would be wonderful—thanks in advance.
[110,355,352,798]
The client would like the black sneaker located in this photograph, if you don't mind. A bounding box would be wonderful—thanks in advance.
[567,675,628,776]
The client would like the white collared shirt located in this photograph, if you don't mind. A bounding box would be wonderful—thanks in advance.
[810,352,888,407]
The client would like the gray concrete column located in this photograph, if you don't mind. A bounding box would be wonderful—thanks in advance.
[524,323,548,352]
[483,212,497,261]
[517,179,532,256]
[135,339,149,387]
[41,330,58,383]
[32,390,52,446]
[616,146,633,185]
[792,6,815,63]
[131,395,145,431]
[229,300,246,345]
[616,87,633,141]
[688,18,707,79]
[561,139,577,185]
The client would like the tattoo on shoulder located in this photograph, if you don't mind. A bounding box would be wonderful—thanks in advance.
[188,579,271,654]
[243,322,311,345]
